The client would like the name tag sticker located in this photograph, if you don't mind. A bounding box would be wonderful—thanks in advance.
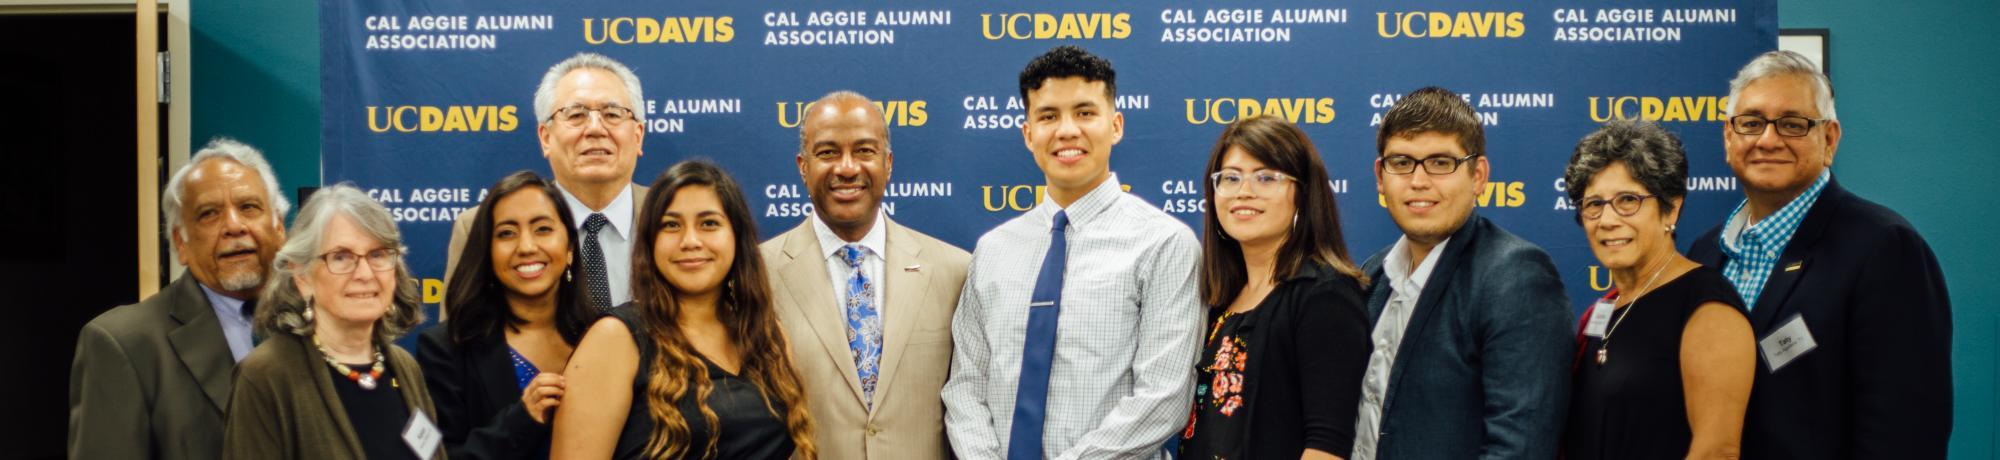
[403,411,442,460]
[1583,300,1615,338]
[1759,314,1818,372]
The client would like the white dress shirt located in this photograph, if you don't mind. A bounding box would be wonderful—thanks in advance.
[198,284,254,362]
[942,174,1204,460]
[558,184,636,307]
[811,210,887,314]
[1352,236,1450,460]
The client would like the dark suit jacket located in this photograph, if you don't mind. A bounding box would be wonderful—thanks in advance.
[223,332,442,460]
[1360,214,1574,459]
[1688,179,1952,459]
[69,274,236,460]
[416,322,553,460]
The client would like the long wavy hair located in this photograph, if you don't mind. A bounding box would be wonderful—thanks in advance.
[630,160,816,459]
[443,171,595,345]
[1200,115,1368,307]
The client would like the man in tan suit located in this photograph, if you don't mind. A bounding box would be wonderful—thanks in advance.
[70,138,290,459]
[447,52,649,310]
[763,91,971,458]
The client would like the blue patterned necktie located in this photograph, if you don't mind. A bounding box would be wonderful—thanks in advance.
[1008,210,1068,460]
[580,213,612,311]
[840,244,883,409]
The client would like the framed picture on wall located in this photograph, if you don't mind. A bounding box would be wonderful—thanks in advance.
[1780,28,1830,74]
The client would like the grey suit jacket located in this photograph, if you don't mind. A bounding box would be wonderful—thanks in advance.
[762,217,971,460]
[443,183,648,310]
[69,274,236,460]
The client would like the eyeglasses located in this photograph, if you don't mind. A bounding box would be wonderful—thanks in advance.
[1210,170,1298,195]
[1381,154,1480,175]
[1576,193,1658,221]
[549,104,636,128]
[316,248,401,274]
[1728,115,1824,137]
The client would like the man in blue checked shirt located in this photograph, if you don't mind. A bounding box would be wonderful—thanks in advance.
[1688,50,1952,459]
[942,45,1203,460]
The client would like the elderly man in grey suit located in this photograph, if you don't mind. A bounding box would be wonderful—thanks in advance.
[447,52,650,311]
[763,91,971,459]
[69,137,290,459]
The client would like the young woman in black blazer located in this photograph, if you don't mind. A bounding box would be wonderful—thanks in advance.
[418,171,596,459]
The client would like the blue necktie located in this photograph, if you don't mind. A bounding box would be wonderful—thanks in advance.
[1008,210,1068,460]
[840,244,883,409]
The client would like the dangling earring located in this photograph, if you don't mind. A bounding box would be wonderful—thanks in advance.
[565,268,572,282]
[303,296,315,322]
[725,280,737,310]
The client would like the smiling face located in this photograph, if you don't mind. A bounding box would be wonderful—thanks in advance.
[295,214,397,330]
[539,68,644,189]
[1213,146,1297,250]
[651,185,736,298]
[1580,162,1681,273]
[1725,73,1840,203]
[1375,131,1487,247]
[173,159,287,299]
[1023,76,1123,202]
[798,98,891,238]
[489,186,572,304]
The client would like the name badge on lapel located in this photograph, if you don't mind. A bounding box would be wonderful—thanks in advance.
[1583,299,1615,338]
[1759,313,1819,372]
[403,411,442,460]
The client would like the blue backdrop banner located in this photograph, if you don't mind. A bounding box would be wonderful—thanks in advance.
[320,0,1776,323]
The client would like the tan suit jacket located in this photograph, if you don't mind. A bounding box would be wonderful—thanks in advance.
[68,275,236,459]
[762,217,970,460]
[443,183,647,310]
[222,332,442,460]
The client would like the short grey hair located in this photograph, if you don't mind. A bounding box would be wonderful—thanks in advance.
[532,52,646,125]
[163,137,290,238]
[255,184,423,342]
[1563,120,1689,216]
[797,90,891,153]
[1726,50,1836,121]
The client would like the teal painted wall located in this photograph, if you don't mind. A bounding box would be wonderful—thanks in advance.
[190,0,1995,455]
[190,0,319,216]
[1780,0,2000,456]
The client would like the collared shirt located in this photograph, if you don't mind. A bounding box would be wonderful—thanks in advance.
[1719,170,1830,310]
[943,173,1204,460]
[198,284,255,362]
[811,209,888,315]
[1351,235,1449,460]
[558,183,636,307]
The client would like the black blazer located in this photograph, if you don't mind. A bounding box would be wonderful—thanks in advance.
[1688,179,1952,459]
[1358,214,1575,459]
[1198,260,1371,458]
[415,324,552,460]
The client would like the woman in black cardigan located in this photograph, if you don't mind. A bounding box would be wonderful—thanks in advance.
[417,171,596,459]
[1179,116,1374,459]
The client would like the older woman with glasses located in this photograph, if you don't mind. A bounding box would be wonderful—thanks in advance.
[1561,121,1755,460]
[1178,115,1373,460]
[223,185,438,460]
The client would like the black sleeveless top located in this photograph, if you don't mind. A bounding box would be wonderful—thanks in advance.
[606,304,794,460]
[1564,265,1748,459]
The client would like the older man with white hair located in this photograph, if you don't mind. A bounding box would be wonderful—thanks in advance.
[447,52,650,311]
[1688,50,1952,458]
[69,137,291,459]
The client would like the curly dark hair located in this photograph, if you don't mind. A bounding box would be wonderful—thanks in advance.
[1018,44,1117,108]
[1563,120,1689,221]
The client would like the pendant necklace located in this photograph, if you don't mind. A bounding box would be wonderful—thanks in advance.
[1597,259,1671,366]
[315,334,386,390]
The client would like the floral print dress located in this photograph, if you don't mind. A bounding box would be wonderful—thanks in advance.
[1180,308,1257,459]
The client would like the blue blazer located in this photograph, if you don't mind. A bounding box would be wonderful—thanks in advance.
[1360,214,1574,459]
[1688,179,1952,459]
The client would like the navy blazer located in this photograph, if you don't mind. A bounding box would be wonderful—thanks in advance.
[1688,179,1952,459]
[1360,214,1574,459]
[415,324,553,460]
